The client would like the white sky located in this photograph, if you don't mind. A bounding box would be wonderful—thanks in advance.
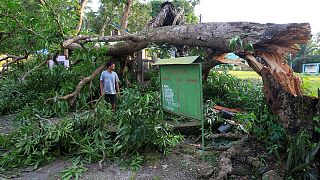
[89,0,319,34]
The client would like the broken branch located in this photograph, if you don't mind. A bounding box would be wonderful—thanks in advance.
[20,60,47,81]
[48,63,106,106]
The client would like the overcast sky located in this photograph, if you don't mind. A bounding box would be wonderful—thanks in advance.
[88,0,319,34]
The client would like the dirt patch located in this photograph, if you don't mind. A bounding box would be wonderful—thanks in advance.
[0,114,16,134]
[81,152,212,180]
[6,140,215,180]
[7,159,71,180]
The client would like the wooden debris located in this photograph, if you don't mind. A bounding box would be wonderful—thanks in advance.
[213,105,244,113]
[207,132,243,141]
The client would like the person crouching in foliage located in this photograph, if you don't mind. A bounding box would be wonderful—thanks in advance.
[100,61,120,111]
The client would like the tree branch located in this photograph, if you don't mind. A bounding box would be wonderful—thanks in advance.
[0,56,10,62]
[172,8,184,25]
[75,0,89,35]
[38,0,45,5]
[20,60,47,81]
[99,15,117,36]
[120,0,132,35]
[49,63,107,106]
[0,54,28,63]
[62,34,143,49]
[1,54,29,77]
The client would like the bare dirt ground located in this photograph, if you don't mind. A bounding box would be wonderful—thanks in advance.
[0,114,15,134]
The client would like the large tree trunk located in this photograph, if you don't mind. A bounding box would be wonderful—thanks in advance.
[63,22,310,57]
[261,67,319,135]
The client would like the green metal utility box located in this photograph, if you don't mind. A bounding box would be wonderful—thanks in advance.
[155,56,204,159]
[154,56,203,120]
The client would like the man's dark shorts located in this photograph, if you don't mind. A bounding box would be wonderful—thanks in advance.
[105,94,117,105]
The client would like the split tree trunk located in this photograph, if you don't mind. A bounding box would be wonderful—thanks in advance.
[261,68,319,135]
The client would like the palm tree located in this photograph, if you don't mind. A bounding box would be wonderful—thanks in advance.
[292,40,319,72]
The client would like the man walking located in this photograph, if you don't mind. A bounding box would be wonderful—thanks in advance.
[100,61,120,111]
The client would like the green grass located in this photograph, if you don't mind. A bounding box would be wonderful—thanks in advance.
[228,71,261,80]
[227,71,319,97]
[301,75,320,97]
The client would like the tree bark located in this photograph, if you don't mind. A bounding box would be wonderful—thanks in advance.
[63,22,311,96]
[147,2,182,28]
[120,0,132,35]
[64,22,310,57]
[260,67,319,135]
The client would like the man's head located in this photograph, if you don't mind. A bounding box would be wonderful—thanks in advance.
[107,61,115,71]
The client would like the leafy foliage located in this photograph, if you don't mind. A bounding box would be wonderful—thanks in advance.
[291,40,320,72]
[229,35,254,53]
[114,86,183,155]
[0,0,79,54]
[60,164,87,180]
[285,131,320,180]
[253,101,286,160]
[0,82,182,172]
[234,112,256,133]
[313,116,320,134]
[0,57,100,116]
[203,71,263,111]
[86,0,151,35]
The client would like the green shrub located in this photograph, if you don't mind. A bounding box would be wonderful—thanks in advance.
[0,99,114,170]
[0,86,183,171]
[285,131,320,180]
[114,86,183,155]
[203,71,263,111]
[0,59,100,117]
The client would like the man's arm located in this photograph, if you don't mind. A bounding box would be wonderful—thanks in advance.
[115,73,120,96]
[100,80,104,96]
[116,82,120,96]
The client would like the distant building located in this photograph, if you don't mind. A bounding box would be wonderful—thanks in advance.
[302,63,320,75]
[48,55,69,69]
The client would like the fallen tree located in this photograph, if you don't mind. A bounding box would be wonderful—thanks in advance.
[62,17,318,132]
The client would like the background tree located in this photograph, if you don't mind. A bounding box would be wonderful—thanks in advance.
[85,0,151,36]
[292,39,320,72]
[149,0,199,23]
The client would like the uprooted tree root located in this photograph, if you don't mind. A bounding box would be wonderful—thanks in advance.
[213,137,282,180]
